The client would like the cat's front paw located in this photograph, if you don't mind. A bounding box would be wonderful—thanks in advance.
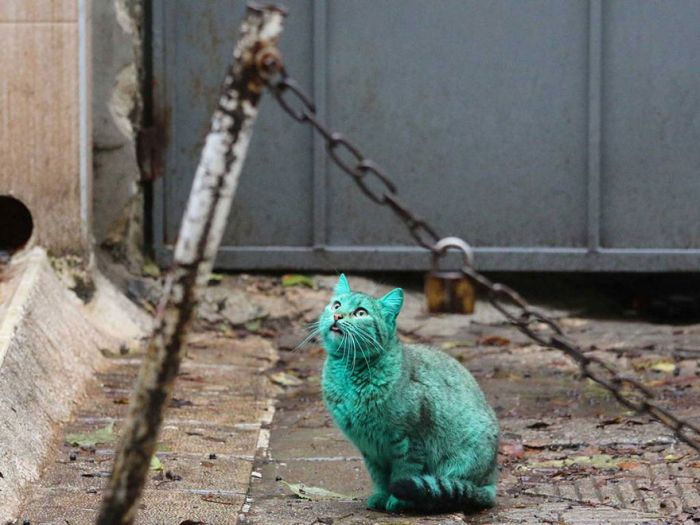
[385,495,413,514]
[367,492,390,511]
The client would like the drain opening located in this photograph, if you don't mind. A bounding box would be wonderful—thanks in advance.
[0,196,34,254]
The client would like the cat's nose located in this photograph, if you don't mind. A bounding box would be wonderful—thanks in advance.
[333,313,343,321]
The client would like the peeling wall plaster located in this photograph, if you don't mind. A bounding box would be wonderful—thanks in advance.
[92,0,144,249]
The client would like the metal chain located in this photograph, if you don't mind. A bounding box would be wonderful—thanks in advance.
[265,69,700,452]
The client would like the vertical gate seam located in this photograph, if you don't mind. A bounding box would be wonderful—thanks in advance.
[586,0,603,253]
[312,0,329,249]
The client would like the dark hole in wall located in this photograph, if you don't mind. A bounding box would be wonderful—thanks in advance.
[0,195,34,254]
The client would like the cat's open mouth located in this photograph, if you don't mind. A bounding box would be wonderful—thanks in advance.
[330,324,342,334]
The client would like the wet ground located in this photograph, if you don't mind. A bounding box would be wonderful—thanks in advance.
[16,273,700,524]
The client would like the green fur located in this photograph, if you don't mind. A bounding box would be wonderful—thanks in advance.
[319,274,499,514]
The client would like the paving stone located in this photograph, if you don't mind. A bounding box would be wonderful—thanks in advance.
[16,274,700,524]
[18,328,276,524]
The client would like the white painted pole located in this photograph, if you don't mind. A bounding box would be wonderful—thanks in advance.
[96,6,286,524]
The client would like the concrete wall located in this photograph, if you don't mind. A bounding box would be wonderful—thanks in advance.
[91,0,144,247]
[0,0,91,255]
[0,0,146,256]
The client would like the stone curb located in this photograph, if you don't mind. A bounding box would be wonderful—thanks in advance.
[0,248,142,521]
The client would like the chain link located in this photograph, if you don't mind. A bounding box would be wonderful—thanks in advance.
[265,68,700,452]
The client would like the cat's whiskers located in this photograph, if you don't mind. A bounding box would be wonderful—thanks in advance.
[348,330,359,376]
[357,328,382,351]
[349,326,380,352]
[343,325,375,381]
[294,320,327,352]
[295,326,321,351]
[338,332,349,365]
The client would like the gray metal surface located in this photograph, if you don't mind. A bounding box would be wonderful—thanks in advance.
[152,0,700,272]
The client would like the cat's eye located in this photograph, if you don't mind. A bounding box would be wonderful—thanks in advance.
[354,308,368,317]
[332,301,341,310]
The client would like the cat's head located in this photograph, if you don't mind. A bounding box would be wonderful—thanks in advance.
[319,273,403,357]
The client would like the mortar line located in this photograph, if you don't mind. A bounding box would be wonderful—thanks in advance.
[108,357,269,370]
[272,456,363,462]
[239,393,278,522]
[646,462,666,511]
[592,476,605,504]
[75,416,264,428]
[665,461,689,510]
[32,485,248,497]
[610,481,627,509]
[630,478,650,513]
[89,449,255,459]
[572,479,584,503]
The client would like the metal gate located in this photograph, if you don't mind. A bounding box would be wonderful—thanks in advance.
[152,1,700,272]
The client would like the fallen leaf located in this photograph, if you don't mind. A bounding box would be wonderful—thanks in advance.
[664,454,684,463]
[596,416,621,428]
[281,274,315,288]
[279,480,355,501]
[65,422,116,448]
[269,371,304,387]
[478,335,511,347]
[201,495,239,505]
[559,318,588,328]
[99,346,135,359]
[527,454,623,470]
[142,260,161,278]
[150,456,163,471]
[166,470,182,481]
[441,340,472,350]
[170,398,194,408]
[207,273,224,285]
[633,359,676,373]
[499,442,525,459]
[523,439,551,449]
[618,460,643,471]
[651,361,676,373]
[244,320,261,333]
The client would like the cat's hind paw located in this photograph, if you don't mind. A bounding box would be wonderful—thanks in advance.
[367,492,390,511]
[385,495,413,514]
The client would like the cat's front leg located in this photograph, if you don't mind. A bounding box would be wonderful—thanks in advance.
[363,456,391,511]
[385,437,423,513]
[385,460,422,513]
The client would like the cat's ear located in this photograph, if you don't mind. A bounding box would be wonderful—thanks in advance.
[335,273,351,295]
[379,288,404,319]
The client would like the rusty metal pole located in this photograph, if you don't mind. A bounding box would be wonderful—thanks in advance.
[96,5,286,524]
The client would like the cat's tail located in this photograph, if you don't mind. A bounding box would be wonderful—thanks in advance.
[389,475,496,511]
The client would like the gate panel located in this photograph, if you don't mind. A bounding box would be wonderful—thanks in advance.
[326,1,589,248]
[158,1,315,248]
[601,1,700,249]
[153,1,700,271]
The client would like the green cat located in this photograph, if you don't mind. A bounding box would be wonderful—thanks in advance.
[318,274,499,514]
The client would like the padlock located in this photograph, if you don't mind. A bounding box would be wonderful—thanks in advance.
[425,237,476,314]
